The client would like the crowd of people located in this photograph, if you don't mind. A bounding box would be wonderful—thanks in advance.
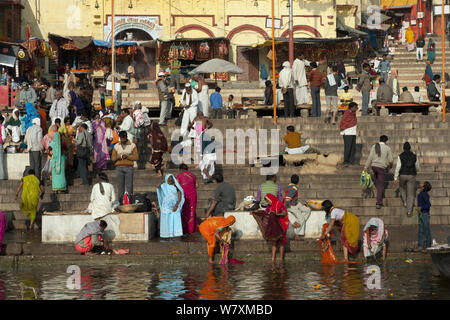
[0,55,435,263]
[267,33,445,122]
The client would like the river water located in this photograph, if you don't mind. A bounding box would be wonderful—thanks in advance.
[0,258,450,300]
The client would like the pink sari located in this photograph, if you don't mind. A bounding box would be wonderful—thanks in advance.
[0,211,6,246]
[176,170,198,234]
[93,120,110,170]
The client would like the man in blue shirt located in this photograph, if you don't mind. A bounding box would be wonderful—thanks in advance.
[379,54,391,83]
[210,87,223,119]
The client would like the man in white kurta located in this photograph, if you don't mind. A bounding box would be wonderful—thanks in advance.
[179,83,199,138]
[292,52,310,105]
[49,90,69,124]
[87,177,119,243]
[88,181,116,220]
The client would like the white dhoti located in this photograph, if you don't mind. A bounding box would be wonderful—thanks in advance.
[180,105,198,138]
[287,203,311,236]
[198,85,210,118]
[199,153,216,180]
[295,85,309,105]
[285,145,310,154]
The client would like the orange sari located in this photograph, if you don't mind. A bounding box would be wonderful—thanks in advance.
[199,216,235,258]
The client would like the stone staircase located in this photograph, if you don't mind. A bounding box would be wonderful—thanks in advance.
[392,36,450,93]
[3,114,450,232]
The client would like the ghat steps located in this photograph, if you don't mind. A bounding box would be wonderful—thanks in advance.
[3,114,450,230]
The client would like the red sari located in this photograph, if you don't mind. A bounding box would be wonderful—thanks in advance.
[176,170,198,234]
[251,194,290,245]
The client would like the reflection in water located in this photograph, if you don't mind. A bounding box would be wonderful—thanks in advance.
[199,265,233,300]
[155,270,185,300]
[341,264,364,299]
[178,275,199,300]
[261,263,290,300]
[1,260,450,300]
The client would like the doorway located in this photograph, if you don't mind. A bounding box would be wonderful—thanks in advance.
[236,46,259,81]
[115,28,156,80]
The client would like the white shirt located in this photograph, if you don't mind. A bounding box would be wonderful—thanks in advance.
[179,89,199,108]
[49,98,69,124]
[119,115,135,142]
[340,125,357,136]
[411,91,424,103]
[72,116,92,138]
[279,66,294,89]
[88,182,116,220]
[330,207,345,221]
[292,58,310,87]
[24,124,43,152]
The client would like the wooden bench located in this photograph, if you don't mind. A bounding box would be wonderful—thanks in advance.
[377,102,435,115]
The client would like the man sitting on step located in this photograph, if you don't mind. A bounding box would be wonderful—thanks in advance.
[255,174,283,208]
[399,87,415,103]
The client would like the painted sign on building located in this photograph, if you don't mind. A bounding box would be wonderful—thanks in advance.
[104,15,163,41]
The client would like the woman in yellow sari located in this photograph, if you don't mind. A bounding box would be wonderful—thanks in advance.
[15,169,45,230]
[405,27,415,51]
[319,200,360,261]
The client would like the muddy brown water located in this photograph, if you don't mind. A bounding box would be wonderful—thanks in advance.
[0,258,450,300]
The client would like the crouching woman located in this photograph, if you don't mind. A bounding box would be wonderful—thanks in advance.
[363,217,388,262]
[75,220,110,255]
[199,215,236,264]
[320,200,360,261]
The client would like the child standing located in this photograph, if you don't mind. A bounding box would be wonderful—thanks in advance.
[417,181,432,252]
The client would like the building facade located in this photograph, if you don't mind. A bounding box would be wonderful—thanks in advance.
[21,0,371,80]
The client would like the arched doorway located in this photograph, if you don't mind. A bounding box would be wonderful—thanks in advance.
[114,28,156,80]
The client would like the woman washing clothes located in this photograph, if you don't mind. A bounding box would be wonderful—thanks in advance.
[199,215,236,264]
[320,200,360,261]
[363,218,388,262]
[251,194,290,263]
[74,220,110,255]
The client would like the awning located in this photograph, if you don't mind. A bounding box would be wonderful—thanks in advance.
[48,34,93,50]
[383,5,413,10]
[0,42,23,67]
[93,40,159,48]
[159,37,228,43]
[252,37,357,48]
[71,36,93,50]
[337,18,369,38]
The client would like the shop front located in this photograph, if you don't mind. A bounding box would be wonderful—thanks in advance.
[253,37,361,78]
[157,37,230,81]
[104,15,163,81]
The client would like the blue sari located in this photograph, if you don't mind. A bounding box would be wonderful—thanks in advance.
[157,174,185,238]
[49,132,67,191]
[24,102,40,132]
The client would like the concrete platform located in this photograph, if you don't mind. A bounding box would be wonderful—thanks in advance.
[41,212,156,243]
[224,210,326,240]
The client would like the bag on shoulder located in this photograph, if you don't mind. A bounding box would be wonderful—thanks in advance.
[76,146,90,159]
